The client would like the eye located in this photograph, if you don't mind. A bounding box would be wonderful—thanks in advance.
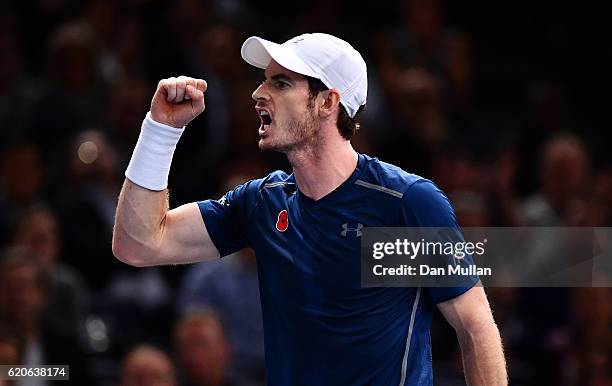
[274,80,289,89]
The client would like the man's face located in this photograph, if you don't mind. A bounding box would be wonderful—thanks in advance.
[252,60,319,152]
[0,265,45,325]
[174,318,228,385]
[120,348,176,386]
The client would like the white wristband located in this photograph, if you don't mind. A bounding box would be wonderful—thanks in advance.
[125,112,185,191]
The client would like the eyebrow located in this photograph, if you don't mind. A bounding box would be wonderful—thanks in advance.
[268,74,291,82]
[264,73,303,83]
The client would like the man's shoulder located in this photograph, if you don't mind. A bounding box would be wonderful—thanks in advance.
[245,170,295,195]
[360,155,457,226]
[231,170,291,194]
[261,170,292,185]
[360,154,428,196]
[220,170,295,210]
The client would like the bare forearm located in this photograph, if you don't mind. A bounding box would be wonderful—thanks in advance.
[458,322,507,386]
[112,179,169,266]
[112,77,212,266]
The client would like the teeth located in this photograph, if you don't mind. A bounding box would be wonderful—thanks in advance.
[260,111,269,116]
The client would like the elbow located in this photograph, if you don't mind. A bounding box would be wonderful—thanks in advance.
[112,238,141,267]
[112,234,155,267]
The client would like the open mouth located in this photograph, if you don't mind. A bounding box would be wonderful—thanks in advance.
[260,110,272,126]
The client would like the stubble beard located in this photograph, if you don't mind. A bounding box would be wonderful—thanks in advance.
[259,107,320,154]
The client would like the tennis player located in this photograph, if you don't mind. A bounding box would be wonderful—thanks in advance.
[112,33,507,385]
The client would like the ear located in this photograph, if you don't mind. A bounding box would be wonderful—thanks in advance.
[318,89,341,118]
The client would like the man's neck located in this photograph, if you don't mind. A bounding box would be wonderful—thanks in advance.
[287,140,358,201]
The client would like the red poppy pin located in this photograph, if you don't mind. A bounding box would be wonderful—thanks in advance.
[276,210,289,232]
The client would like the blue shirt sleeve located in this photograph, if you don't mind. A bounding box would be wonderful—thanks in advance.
[400,179,479,304]
[197,179,260,257]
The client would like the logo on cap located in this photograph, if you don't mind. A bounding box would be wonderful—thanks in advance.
[276,210,289,232]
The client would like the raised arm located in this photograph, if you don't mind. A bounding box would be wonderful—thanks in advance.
[112,76,220,266]
[437,286,508,386]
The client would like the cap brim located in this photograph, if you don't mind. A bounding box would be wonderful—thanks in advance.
[241,36,318,78]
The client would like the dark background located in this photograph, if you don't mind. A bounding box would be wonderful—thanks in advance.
[0,0,610,385]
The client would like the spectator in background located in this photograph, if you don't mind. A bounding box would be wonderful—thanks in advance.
[0,247,88,382]
[12,205,90,342]
[119,345,176,386]
[0,142,46,246]
[434,145,523,228]
[0,322,24,365]
[515,82,573,196]
[522,134,590,226]
[84,0,147,84]
[517,135,591,342]
[449,190,488,227]
[566,169,612,227]
[173,310,236,386]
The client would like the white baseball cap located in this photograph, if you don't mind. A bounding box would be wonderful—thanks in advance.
[241,33,367,118]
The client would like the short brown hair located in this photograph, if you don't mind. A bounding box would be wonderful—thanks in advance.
[306,77,364,140]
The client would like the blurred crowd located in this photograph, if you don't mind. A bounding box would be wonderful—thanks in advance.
[0,0,610,385]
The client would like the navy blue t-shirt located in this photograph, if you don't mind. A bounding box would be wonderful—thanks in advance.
[198,154,478,386]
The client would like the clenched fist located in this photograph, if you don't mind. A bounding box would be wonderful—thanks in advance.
[151,76,207,128]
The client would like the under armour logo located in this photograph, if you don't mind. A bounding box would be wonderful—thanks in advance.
[290,37,305,44]
[341,223,363,237]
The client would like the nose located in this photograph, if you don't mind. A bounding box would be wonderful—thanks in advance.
[252,82,268,102]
